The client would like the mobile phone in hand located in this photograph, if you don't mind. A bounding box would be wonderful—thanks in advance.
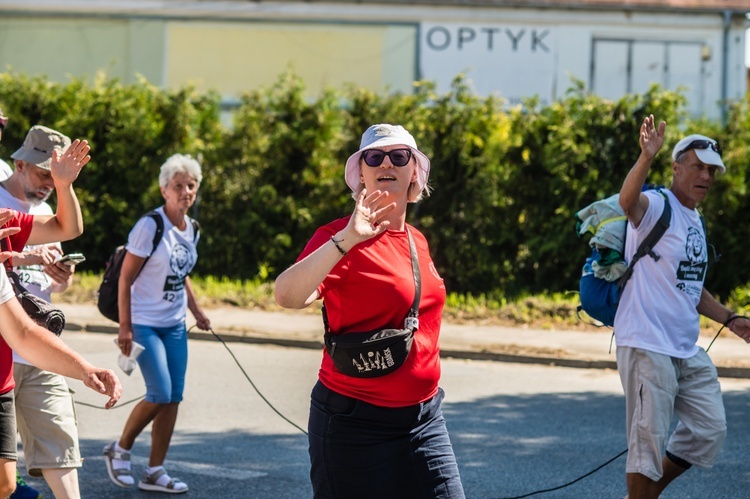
[54,253,86,265]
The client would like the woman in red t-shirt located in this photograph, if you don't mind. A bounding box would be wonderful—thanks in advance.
[275,124,465,498]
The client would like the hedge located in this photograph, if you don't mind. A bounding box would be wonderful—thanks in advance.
[0,71,748,303]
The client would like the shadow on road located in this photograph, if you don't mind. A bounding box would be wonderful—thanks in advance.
[20,388,750,499]
[446,389,750,499]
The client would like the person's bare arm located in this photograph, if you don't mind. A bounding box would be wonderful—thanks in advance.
[619,115,665,228]
[186,276,210,330]
[274,189,395,309]
[697,288,750,343]
[0,296,121,408]
[116,251,146,358]
[10,245,58,267]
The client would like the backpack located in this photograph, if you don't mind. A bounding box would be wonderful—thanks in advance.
[97,211,199,323]
[576,188,671,327]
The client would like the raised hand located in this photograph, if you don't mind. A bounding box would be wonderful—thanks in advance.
[50,139,91,185]
[347,188,397,242]
[639,115,666,159]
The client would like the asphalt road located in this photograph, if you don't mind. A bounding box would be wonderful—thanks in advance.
[17,331,750,498]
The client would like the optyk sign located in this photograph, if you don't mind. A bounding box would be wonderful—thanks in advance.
[420,22,557,104]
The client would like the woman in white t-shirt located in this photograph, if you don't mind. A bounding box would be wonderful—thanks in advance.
[103,154,211,494]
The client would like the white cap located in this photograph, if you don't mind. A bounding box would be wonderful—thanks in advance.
[671,134,725,173]
[344,124,431,195]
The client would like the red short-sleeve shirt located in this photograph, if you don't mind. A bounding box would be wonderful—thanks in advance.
[298,217,446,408]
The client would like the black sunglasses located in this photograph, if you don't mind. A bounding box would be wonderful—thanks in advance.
[361,148,412,167]
[0,114,7,132]
[675,139,722,159]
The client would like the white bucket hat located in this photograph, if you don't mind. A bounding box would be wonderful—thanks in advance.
[671,134,725,173]
[345,124,431,194]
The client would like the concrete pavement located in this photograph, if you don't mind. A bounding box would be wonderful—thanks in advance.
[58,302,750,378]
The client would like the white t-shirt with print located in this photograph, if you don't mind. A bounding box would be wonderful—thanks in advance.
[614,189,706,358]
[0,186,61,365]
[127,206,199,327]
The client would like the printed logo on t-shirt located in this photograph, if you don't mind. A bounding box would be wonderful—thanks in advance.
[162,243,194,295]
[675,226,706,298]
[170,243,194,279]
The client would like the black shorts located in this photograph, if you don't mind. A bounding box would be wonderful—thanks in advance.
[0,389,17,461]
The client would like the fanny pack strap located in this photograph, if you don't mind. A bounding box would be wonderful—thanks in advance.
[322,228,422,332]
[404,228,421,330]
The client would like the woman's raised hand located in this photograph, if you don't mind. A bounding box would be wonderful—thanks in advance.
[347,189,396,241]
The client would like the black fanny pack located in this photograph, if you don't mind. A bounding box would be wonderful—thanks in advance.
[323,229,421,378]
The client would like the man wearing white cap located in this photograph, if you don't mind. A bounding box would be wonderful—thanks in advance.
[615,115,750,498]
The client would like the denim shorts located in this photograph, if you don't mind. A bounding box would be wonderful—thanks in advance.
[308,381,465,499]
[133,322,188,404]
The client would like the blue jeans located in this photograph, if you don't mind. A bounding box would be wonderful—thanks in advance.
[308,381,465,499]
[133,323,188,404]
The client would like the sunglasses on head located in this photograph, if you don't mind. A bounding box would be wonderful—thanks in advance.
[0,114,7,132]
[676,139,722,159]
[361,148,412,167]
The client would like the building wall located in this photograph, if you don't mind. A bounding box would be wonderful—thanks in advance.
[0,17,165,84]
[0,4,745,119]
[417,11,747,117]
[166,21,417,97]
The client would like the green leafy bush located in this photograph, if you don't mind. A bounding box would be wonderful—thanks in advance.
[1,71,748,302]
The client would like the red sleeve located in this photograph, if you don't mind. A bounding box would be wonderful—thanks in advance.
[297,217,350,261]
[2,210,34,256]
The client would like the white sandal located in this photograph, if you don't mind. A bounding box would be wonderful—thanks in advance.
[103,441,134,488]
[138,467,188,494]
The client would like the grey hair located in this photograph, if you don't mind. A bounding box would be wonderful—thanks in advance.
[159,153,203,188]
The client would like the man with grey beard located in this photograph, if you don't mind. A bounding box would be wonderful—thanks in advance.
[1,125,86,499]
